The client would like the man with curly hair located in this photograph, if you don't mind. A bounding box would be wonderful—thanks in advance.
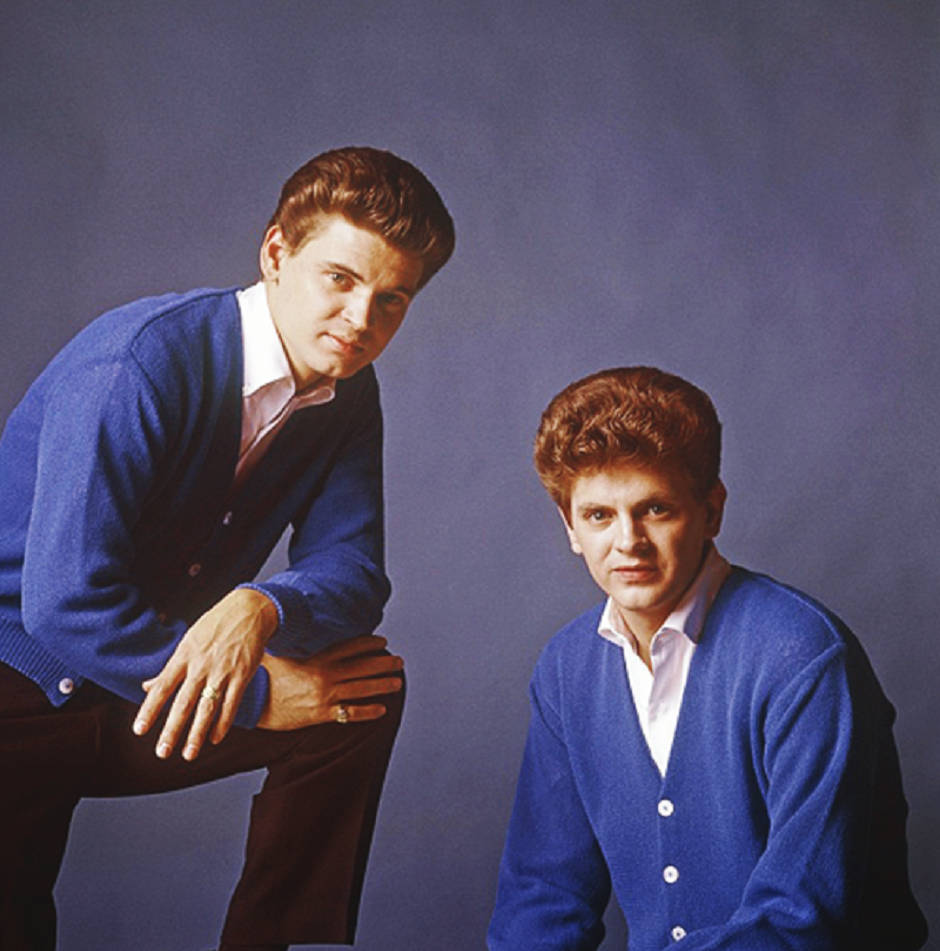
[489,366,926,951]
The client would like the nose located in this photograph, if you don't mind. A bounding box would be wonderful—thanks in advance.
[341,292,373,331]
[613,515,646,552]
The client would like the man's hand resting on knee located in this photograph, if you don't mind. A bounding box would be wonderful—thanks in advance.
[134,587,279,761]
[258,636,404,731]
[132,585,402,761]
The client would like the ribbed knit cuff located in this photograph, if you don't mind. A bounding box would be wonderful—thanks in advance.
[237,581,329,658]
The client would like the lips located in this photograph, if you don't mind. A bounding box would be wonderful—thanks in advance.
[325,333,365,356]
[613,564,658,580]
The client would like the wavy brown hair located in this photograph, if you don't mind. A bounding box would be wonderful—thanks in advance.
[267,146,455,289]
[534,366,722,515]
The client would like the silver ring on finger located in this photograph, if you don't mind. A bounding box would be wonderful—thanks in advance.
[335,704,350,724]
[201,684,221,705]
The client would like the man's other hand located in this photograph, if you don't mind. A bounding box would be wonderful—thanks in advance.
[258,635,404,731]
[132,588,278,760]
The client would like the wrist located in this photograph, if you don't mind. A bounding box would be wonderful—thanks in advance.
[232,586,279,643]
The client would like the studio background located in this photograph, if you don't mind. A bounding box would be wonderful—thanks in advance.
[1,2,937,948]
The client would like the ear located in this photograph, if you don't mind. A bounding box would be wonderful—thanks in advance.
[703,480,727,539]
[556,506,582,555]
[259,225,289,282]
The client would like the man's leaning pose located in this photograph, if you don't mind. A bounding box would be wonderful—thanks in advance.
[0,146,454,951]
[488,366,927,950]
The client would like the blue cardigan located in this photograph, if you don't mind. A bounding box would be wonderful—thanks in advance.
[0,288,390,727]
[488,569,927,950]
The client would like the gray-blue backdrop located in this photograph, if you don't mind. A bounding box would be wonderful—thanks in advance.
[2,2,937,948]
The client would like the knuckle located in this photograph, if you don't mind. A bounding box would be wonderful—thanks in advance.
[147,677,170,697]
[187,658,211,678]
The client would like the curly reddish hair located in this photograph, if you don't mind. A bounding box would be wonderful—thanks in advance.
[534,366,722,515]
[268,146,455,289]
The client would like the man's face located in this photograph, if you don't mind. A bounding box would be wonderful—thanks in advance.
[260,214,424,389]
[563,460,725,642]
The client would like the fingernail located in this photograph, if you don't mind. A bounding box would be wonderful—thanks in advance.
[183,745,197,761]
[132,718,146,735]
[156,742,171,759]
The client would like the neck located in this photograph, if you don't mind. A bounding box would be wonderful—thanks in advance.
[295,372,330,394]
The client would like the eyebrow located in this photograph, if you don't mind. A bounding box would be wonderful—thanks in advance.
[575,501,611,515]
[324,261,416,298]
[325,261,363,281]
[574,493,675,514]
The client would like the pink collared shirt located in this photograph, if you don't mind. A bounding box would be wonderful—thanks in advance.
[597,544,731,777]
[235,282,335,482]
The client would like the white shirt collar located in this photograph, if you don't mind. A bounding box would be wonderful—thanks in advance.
[236,282,336,404]
[598,543,731,653]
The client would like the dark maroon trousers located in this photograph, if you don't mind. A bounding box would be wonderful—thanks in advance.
[0,661,403,950]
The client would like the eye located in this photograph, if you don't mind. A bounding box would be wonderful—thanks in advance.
[326,271,352,289]
[646,502,670,517]
[583,507,611,524]
[378,292,408,311]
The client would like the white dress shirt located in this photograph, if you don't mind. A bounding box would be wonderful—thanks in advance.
[235,282,335,482]
[597,544,731,777]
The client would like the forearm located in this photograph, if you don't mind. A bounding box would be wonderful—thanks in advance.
[242,548,390,657]
[256,375,390,657]
[675,647,917,951]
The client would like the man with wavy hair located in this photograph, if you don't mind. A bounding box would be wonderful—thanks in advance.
[0,146,454,951]
[489,366,926,950]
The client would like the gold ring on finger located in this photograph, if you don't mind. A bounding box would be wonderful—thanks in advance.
[201,684,221,704]
[335,704,349,724]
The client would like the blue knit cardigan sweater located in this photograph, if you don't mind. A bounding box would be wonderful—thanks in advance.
[0,288,389,727]
[489,569,927,950]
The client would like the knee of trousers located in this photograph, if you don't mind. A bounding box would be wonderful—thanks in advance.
[265,680,405,785]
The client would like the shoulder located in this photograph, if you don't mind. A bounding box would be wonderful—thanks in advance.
[120,288,240,372]
[708,567,886,712]
[536,603,606,665]
[711,567,851,659]
[531,603,618,701]
[88,289,241,411]
[41,288,239,382]
[6,290,238,424]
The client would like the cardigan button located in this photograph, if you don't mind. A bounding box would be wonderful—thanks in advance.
[671,925,687,941]
[663,865,679,884]
[658,798,675,817]
[58,677,75,695]
[222,510,234,526]
[187,563,202,577]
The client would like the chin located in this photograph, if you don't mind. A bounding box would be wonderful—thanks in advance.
[334,361,367,379]
[615,589,671,615]
[330,350,370,374]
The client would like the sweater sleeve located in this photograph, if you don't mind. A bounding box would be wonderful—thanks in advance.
[671,642,925,951]
[21,356,268,726]
[488,672,611,951]
[243,371,390,657]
